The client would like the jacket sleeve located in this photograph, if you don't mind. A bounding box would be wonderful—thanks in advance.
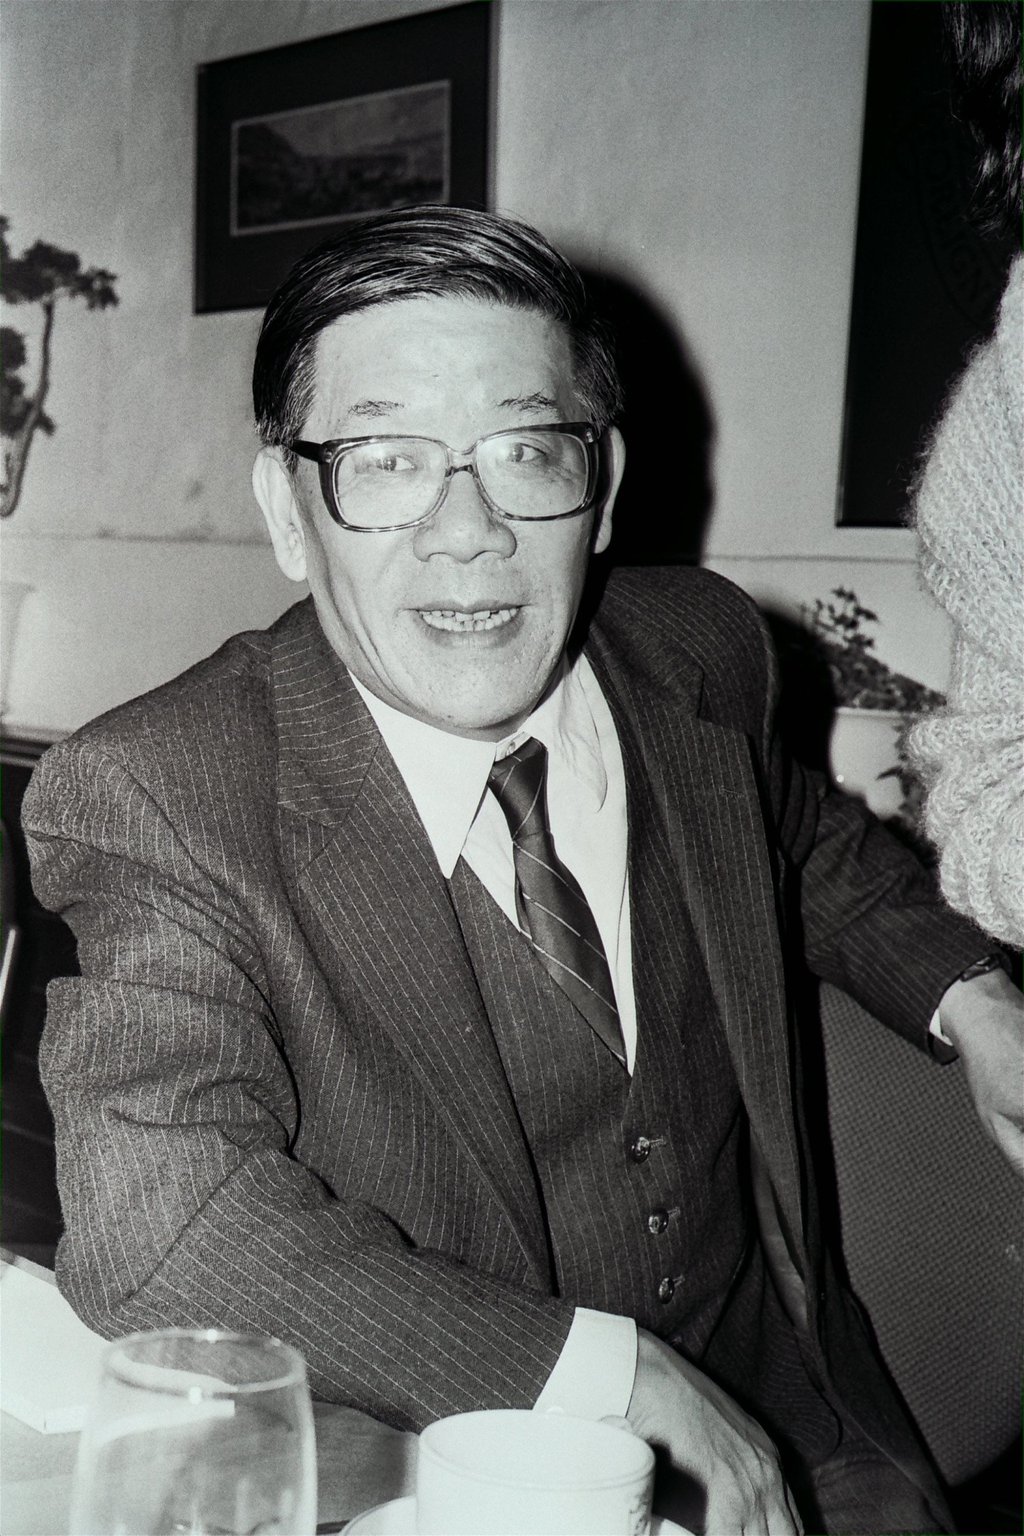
[751,606,991,1051]
[23,738,574,1431]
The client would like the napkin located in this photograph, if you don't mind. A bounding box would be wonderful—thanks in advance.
[0,1254,107,1432]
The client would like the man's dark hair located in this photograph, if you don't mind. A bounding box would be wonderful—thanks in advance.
[252,205,623,467]
[943,0,1022,236]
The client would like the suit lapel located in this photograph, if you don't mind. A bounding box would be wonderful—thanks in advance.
[586,626,805,1233]
[271,602,550,1281]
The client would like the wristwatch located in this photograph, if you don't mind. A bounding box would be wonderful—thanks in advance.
[956,953,1012,984]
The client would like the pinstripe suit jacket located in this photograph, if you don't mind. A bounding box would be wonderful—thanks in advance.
[24,566,986,1442]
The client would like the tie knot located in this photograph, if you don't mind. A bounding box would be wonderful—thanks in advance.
[488,737,549,842]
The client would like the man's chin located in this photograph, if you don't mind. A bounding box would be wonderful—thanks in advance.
[427,705,533,742]
[401,683,541,742]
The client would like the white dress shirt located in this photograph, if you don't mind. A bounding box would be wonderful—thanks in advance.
[351,657,638,1419]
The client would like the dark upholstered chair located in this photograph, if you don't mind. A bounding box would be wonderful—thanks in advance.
[1,819,21,1029]
[819,981,1023,1488]
[2,754,73,1269]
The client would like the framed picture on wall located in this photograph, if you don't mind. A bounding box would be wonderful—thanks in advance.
[194,2,491,313]
[837,1,1016,527]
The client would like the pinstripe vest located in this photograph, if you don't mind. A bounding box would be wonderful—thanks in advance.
[447,862,841,1461]
[448,859,749,1352]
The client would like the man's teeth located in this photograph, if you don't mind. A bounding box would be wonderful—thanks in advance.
[420,607,518,632]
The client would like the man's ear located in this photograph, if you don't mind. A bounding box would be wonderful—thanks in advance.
[252,447,308,583]
[593,426,625,556]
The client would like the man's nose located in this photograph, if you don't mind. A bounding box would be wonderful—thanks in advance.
[411,464,516,562]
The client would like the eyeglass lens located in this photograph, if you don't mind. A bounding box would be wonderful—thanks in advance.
[332,428,592,527]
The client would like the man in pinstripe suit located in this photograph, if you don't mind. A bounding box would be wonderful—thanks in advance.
[25,209,1022,1535]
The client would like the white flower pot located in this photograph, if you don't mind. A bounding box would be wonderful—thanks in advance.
[1,579,33,719]
[828,707,904,819]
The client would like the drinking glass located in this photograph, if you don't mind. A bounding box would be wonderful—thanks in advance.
[69,1329,317,1535]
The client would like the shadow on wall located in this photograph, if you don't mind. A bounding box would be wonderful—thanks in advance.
[582,268,717,568]
[564,267,933,865]
[761,608,838,777]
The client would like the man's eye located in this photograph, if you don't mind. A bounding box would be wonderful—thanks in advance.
[351,447,417,475]
[501,438,547,466]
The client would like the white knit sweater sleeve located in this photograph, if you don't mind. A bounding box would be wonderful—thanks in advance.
[908,254,1024,947]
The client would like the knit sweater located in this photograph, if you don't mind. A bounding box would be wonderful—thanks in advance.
[908,254,1024,947]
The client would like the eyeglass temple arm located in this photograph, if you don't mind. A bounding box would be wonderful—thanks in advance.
[288,440,327,464]
[283,441,345,525]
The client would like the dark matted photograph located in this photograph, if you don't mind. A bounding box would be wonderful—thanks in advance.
[837,1,1018,527]
[231,81,451,237]
[195,1,489,312]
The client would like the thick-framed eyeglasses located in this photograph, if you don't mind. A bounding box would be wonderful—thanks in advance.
[288,422,601,532]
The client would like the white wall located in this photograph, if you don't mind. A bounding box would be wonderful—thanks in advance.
[1,0,951,736]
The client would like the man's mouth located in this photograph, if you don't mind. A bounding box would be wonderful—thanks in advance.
[418,606,520,633]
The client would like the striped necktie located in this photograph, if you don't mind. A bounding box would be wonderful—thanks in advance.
[488,737,626,1066]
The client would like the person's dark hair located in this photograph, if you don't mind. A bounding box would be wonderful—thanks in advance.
[253,205,623,467]
[943,0,1022,236]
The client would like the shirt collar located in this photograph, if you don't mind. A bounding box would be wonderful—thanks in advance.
[351,657,607,877]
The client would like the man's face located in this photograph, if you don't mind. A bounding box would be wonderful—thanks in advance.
[255,296,622,740]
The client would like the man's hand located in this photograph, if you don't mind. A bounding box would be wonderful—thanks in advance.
[625,1328,802,1536]
[937,965,1023,1177]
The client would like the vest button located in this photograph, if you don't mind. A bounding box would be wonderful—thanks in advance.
[647,1208,669,1235]
[629,1135,652,1163]
[657,1276,676,1304]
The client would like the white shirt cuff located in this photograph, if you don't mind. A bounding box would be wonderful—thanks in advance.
[929,1006,952,1046]
[533,1308,637,1420]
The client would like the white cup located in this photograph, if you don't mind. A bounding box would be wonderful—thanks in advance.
[415,1410,654,1535]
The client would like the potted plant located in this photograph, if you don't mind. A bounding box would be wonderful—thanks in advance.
[1,216,119,518]
[804,588,944,829]
[0,217,118,714]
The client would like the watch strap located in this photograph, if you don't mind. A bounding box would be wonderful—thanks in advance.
[957,953,1011,984]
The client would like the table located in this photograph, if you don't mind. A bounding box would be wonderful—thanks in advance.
[1,1409,78,1536]
[1,1399,416,1535]
[1,1251,416,1532]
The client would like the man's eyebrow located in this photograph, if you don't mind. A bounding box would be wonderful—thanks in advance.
[347,398,404,419]
[497,393,560,415]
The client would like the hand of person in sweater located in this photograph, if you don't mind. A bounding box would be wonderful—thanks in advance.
[937,965,1024,1177]
[626,1328,803,1535]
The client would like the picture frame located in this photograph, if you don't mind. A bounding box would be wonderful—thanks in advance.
[194,1,491,314]
[837,1,1015,527]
